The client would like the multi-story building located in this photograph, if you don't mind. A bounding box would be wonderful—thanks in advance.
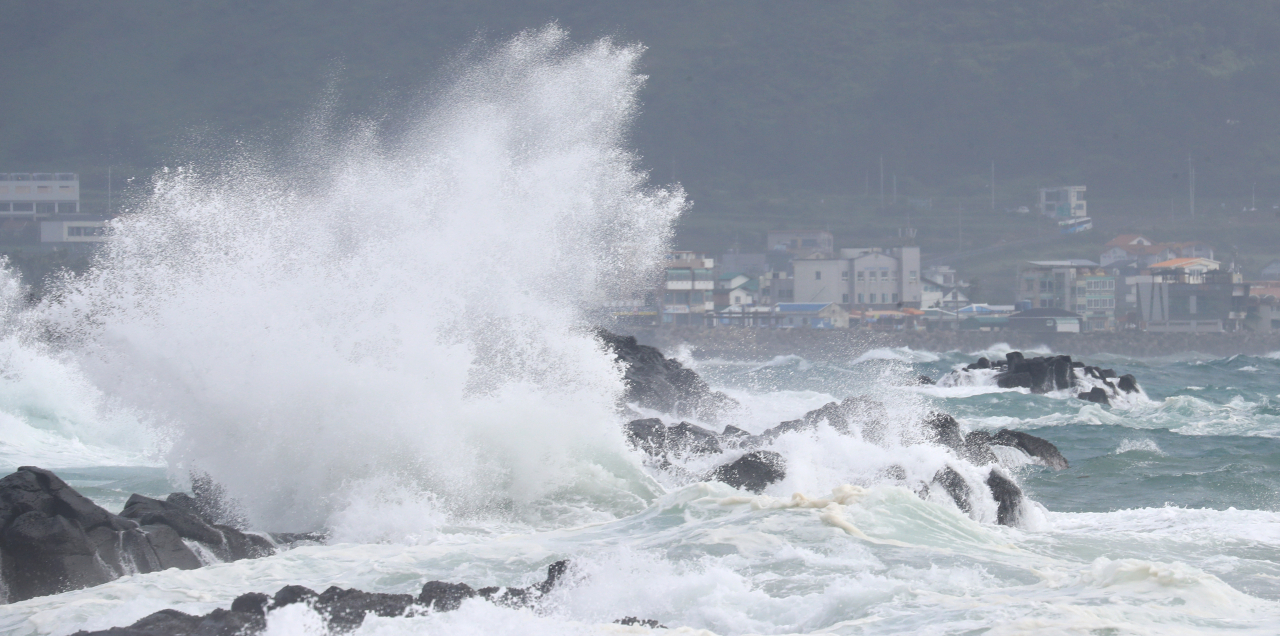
[660,252,715,326]
[1137,266,1249,332]
[791,246,922,309]
[1015,260,1115,331]
[0,173,80,217]
[1100,235,1214,268]
[765,230,834,258]
[759,270,794,305]
[1039,186,1087,219]
[921,265,968,310]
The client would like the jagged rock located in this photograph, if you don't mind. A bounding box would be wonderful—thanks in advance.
[996,372,1033,389]
[720,424,750,439]
[0,466,205,603]
[923,413,964,451]
[76,562,573,635]
[986,469,1023,526]
[913,374,936,385]
[707,451,786,493]
[616,617,666,628]
[761,418,819,440]
[597,330,738,420]
[120,495,274,562]
[932,467,971,513]
[966,357,992,370]
[802,401,850,433]
[624,418,668,456]
[1117,374,1140,393]
[962,431,998,465]
[1006,351,1025,367]
[666,422,722,456]
[991,429,1069,470]
[1100,368,1118,379]
[1079,387,1110,406]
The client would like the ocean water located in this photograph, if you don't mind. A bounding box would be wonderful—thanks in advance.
[4,27,1280,636]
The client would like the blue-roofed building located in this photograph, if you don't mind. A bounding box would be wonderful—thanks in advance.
[769,303,850,328]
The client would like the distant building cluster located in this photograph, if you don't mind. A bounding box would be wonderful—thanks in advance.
[0,173,107,245]
[609,224,1279,334]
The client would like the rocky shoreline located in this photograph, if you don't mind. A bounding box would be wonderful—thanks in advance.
[619,326,1280,362]
[3,333,1127,634]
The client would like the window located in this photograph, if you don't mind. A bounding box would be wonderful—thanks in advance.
[57,202,76,213]
[841,270,848,280]
[857,293,864,303]
[36,203,55,214]
[815,271,821,280]
[36,186,51,194]
[842,293,850,303]
[14,186,30,194]
[881,293,888,303]
[12,202,33,212]
[909,270,917,282]
[857,271,865,281]
[0,203,9,212]
[892,293,899,303]
[1025,280,1034,292]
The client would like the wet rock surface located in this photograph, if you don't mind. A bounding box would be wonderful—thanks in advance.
[71,561,601,636]
[597,329,738,420]
[949,350,1143,405]
[0,467,294,603]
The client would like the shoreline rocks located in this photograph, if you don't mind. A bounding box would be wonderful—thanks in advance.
[944,350,1142,406]
[71,561,577,636]
[597,329,738,421]
[0,467,308,604]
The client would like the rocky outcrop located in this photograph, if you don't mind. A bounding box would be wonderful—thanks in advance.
[0,467,293,603]
[119,494,274,563]
[0,467,204,603]
[597,329,738,420]
[945,350,1143,405]
[991,429,1070,470]
[706,451,787,494]
[72,561,575,636]
[986,470,1023,526]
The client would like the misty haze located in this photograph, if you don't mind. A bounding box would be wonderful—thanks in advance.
[1,3,1279,635]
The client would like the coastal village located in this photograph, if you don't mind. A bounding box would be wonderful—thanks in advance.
[3,173,1278,334]
[609,185,1280,334]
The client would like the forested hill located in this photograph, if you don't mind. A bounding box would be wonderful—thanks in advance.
[4,1,1280,208]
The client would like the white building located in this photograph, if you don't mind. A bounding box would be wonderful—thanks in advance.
[0,173,80,217]
[1039,186,1086,219]
[792,246,922,309]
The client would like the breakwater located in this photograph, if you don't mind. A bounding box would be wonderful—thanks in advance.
[619,327,1280,361]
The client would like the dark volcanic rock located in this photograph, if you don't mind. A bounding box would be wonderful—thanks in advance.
[624,418,668,456]
[73,561,576,636]
[962,431,998,465]
[991,429,1069,470]
[597,330,738,420]
[1117,374,1140,393]
[932,467,971,513]
[966,357,992,370]
[923,413,964,452]
[0,466,206,603]
[708,451,786,493]
[1079,387,1111,406]
[996,371,1033,389]
[120,494,274,562]
[986,469,1023,526]
[913,374,936,386]
[666,422,722,456]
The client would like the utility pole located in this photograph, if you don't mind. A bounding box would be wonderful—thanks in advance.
[1188,154,1195,218]
[107,166,112,216]
[879,156,885,207]
[892,174,897,205]
[991,161,996,211]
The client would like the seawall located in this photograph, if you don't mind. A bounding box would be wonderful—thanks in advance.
[617,327,1280,361]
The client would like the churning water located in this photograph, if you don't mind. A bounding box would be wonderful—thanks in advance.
[3,26,1280,635]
